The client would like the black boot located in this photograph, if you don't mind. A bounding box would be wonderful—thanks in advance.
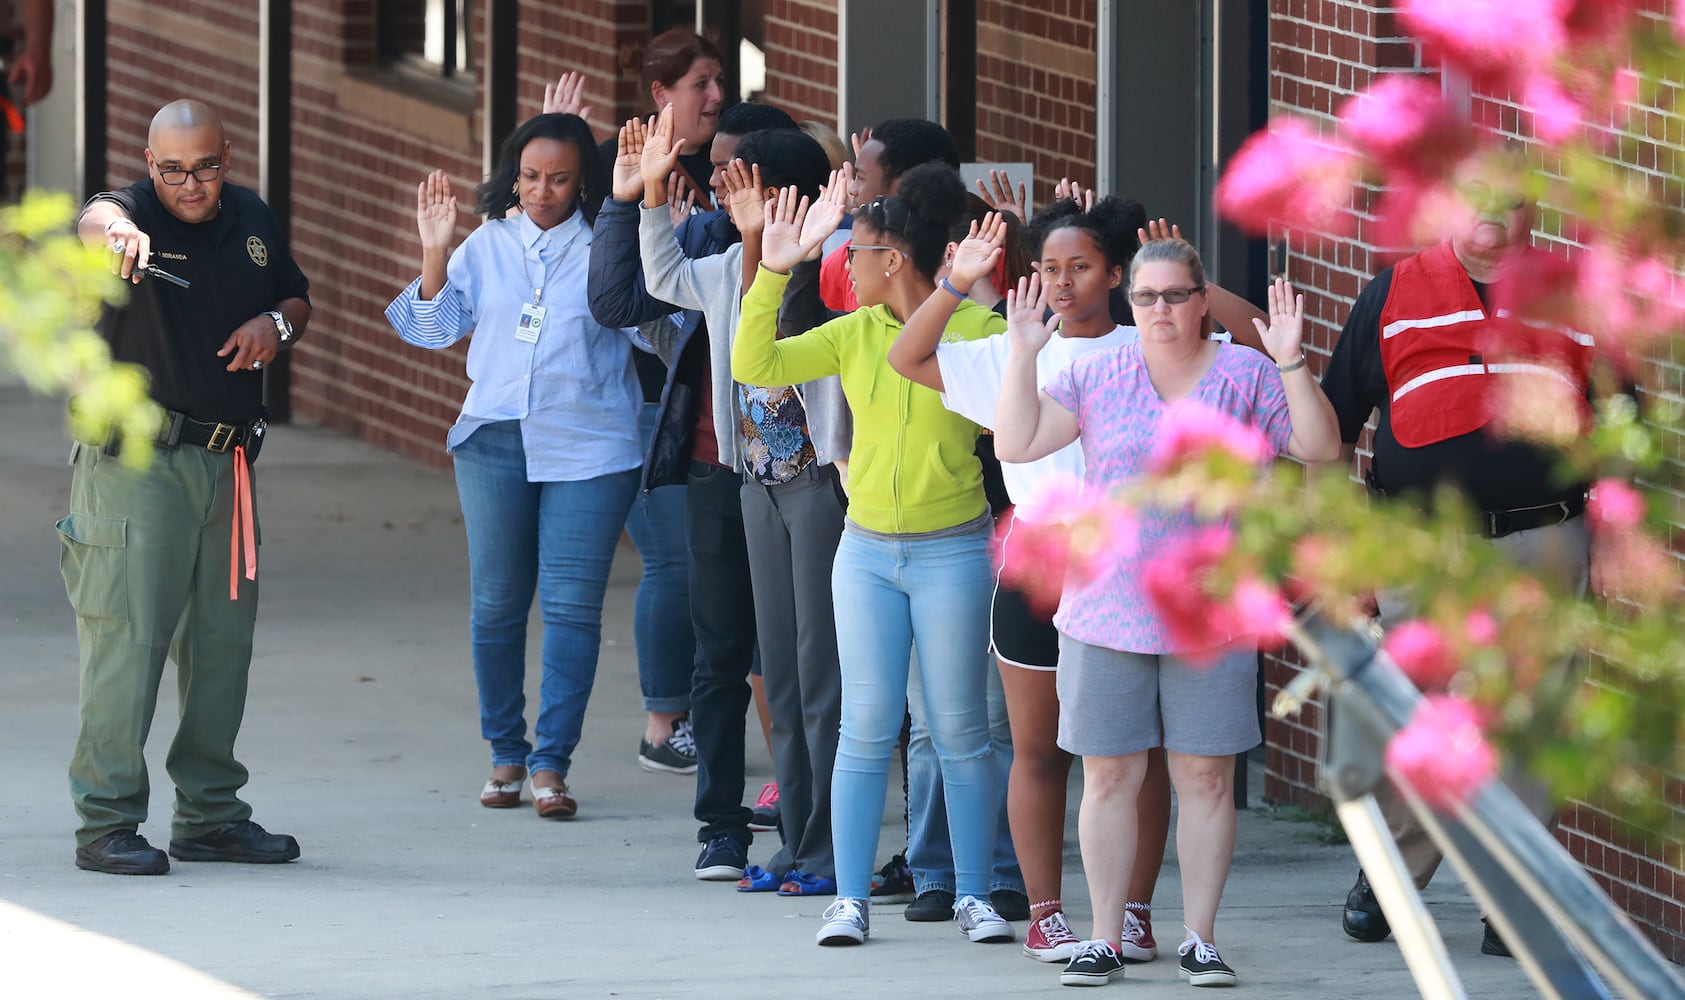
[1342,870,1392,942]
[1480,918,1513,957]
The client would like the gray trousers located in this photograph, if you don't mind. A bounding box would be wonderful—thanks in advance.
[1374,515,1591,886]
[741,463,847,877]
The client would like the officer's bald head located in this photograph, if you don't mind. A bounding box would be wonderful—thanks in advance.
[148,100,225,148]
[144,100,230,224]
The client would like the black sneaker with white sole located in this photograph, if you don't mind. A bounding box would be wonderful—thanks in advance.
[639,718,698,774]
[1061,940,1125,987]
[1177,933,1237,987]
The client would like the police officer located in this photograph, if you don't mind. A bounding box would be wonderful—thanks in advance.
[1320,163,1595,955]
[65,99,309,875]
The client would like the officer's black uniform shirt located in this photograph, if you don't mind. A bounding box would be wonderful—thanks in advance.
[1320,266,1585,512]
[87,180,310,424]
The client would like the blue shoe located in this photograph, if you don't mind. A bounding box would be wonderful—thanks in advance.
[779,871,838,897]
[736,864,782,892]
[694,836,748,881]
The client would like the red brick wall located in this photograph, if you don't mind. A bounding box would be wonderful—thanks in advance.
[974,0,1097,205]
[1263,0,1685,962]
[761,0,838,124]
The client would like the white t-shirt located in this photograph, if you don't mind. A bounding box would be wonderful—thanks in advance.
[936,324,1139,518]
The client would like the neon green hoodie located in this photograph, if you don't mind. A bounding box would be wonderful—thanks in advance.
[733,265,1006,534]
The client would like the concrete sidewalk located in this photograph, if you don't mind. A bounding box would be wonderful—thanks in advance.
[0,382,1535,999]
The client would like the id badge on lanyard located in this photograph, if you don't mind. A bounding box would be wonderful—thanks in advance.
[516,299,546,343]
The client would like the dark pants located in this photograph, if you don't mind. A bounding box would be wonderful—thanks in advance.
[742,463,846,877]
[686,461,759,844]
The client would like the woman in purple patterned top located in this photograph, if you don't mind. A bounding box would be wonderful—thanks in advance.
[993,238,1340,987]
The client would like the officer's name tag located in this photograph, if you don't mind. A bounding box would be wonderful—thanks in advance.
[516,302,546,344]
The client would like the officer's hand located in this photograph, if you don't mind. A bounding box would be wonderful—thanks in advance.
[105,218,152,283]
[219,314,280,373]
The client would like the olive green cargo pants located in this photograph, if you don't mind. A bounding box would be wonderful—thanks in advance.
[58,440,259,846]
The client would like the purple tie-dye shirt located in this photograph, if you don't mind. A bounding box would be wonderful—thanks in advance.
[1043,341,1293,654]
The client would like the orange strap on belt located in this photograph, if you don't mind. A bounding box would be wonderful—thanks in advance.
[230,445,257,599]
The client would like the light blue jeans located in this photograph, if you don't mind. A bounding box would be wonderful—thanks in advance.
[908,656,1024,896]
[829,518,998,900]
[622,403,694,713]
[453,421,639,777]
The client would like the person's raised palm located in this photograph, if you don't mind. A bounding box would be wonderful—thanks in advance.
[1005,274,1057,356]
[542,71,591,119]
[796,169,848,255]
[612,119,646,202]
[1137,218,1183,246]
[760,186,812,274]
[721,159,765,235]
[1251,278,1305,364]
[640,105,683,196]
[949,213,1007,293]
[416,169,457,251]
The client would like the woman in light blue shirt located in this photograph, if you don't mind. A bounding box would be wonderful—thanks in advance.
[385,114,642,820]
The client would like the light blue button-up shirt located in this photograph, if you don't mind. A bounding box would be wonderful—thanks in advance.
[385,210,644,482]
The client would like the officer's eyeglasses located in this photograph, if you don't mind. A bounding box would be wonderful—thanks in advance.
[156,162,223,186]
[1129,286,1205,307]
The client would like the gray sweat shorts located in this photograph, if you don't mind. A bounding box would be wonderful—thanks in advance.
[1055,634,1261,758]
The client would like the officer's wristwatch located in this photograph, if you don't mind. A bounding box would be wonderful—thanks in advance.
[265,309,294,346]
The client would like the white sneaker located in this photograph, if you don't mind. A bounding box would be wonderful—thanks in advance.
[954,894,1015,943]
[816,897,870,946]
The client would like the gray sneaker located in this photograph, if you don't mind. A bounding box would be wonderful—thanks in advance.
[817,897,870,946]
[638,718,697,775]
[955,894,1015,943]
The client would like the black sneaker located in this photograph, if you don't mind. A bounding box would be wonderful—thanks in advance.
[1060,939,1125,986]
[904,888,956,922]
[869,853,915,904]
[991,888,1031,921]
[168,820,300,864]
[75,829,169,875]
[693,835,748,881]
[1480,918,1513,958]
[748,782,780,831]
[1177,933,1237,987]
[638,718,698,775]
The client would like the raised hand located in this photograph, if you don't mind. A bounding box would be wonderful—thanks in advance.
[613,118,646,202]
[850,126,872,161]
[640,105,683,205]
[1251,278,1306,365]
[1138,217,1184,246]
[1053,176,1096,212]
[667,171,699,228]
[720,159,766,235]
[760,186,814,274]
[948,212,1008,294]
[1005,274,1058,356]
[797,168,849,256]
[542,71,592,119]
[416,169,458,251]
[976,169,1028,221]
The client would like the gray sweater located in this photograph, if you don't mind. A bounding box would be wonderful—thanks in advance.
[637,205,851,472]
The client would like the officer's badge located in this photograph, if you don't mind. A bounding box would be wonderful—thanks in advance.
[246,236,269,267]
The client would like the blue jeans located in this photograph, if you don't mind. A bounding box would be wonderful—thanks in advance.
[623,403,694,713]
[453,421,639,776]
[829,519,999,900]
[907,656,1024,896]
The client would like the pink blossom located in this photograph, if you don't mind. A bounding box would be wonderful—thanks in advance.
[1587,478,1644,528]
[1523,72,1584,143]
[1464,609,1499,646]
[1143,526,1236,656]
[1213,119,1359,238]
[1383,620,1460,689]
[1231,578,1292,651]
[1386,694,1499,811]
[1596,529,1683,605]
[1561,0,1645,47]
[1339,76,1476,177]
[1399,0,1569,85]
[996,478,1135,616]
[1147,399,1276,475]
[1612,68,1641,107]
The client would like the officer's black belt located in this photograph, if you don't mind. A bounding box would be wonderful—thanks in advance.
[1364,473,1585,539]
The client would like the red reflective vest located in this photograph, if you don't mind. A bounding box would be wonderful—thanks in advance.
[1378,242,1593,448]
